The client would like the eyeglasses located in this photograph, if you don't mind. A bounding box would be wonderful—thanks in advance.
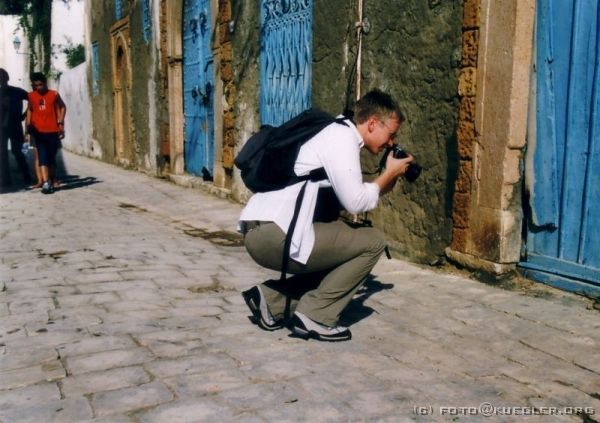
[378,120,398,141]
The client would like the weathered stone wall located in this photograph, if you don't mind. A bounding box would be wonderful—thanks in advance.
[313,0,463,263]
[229,0,463,263]
[89,1,163,174]
[229,0,261,202]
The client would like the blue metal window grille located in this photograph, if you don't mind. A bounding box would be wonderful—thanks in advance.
[91,42,100,96]
[142,0,152,42]
[260,0,313,126]
[115,0,123,20]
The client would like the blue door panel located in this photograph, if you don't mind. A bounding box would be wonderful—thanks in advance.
[183,0,214,177]
[560,0,598,261]
[522,0,600,291]
[581,48,600,266]
[260,0,313,126]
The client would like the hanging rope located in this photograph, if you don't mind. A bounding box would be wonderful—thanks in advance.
[355,0,364,101]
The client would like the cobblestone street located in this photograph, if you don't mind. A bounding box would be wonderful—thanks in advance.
[0,151,599,422]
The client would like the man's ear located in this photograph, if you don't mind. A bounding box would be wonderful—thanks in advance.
[367,116,377,133]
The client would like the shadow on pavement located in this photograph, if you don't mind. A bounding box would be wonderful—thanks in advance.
[339,276,395,327]
[0,147,101,193]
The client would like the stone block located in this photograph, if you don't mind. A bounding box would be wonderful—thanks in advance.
[138,398,234,422]
[458,95,476,123]
[144,352,237,378]
[461,29,479,68]
[458,67,477,96]
[452,192,471,229]
[93,382,174,417]
[503,148,522,185]
[65,347,154,375]
[0,361,66,390]
[219,1,232,22]
[164,368,249,397]
[62,366,150,397]
[463,0,480,29]
[0,382,60,410]
[219,22,230,43]
[0,397,92,423]
[223,147,234,170]
[220,41,232,61]
[56,335,137,357]
[454,159,473,193]
[451,227,469,251]
[0,347,58,371]
[223,111,235,130]
[456,121,475,159]
[220,61,233,81]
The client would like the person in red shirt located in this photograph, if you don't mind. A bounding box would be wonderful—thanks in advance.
[25,72,66,194]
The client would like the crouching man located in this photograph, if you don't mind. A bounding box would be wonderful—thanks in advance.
[239,89,413,342]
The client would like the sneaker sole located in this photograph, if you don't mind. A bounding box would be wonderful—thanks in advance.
[242,290,283,331]
[291,321,352,342]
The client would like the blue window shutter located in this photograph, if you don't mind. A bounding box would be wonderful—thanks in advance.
[91,42,100,96]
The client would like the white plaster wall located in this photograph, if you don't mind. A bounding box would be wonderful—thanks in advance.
[51,0,85,75]
[58,63,98,159]
[0,15,29,89]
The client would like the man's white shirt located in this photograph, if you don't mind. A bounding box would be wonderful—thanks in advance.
[239,116,380,264]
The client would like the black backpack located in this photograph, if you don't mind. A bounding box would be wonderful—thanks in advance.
[234,109,348,193]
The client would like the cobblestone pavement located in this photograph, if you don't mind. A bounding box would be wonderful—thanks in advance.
[0,151,599,422]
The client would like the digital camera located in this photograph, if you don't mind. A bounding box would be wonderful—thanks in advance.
[386,145,422,182]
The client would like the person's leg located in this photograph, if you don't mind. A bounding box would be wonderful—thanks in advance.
[8,129,31,184]
[35,135,51,188]
[32,148,43,187]
[45,134,59,187]
[244,221,385,325]
[295,221,386,326]
[0,132,10,188]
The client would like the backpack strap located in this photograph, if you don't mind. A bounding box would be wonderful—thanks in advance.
[280,180,309,322]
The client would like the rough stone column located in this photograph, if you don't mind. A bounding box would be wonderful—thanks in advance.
[447,0,536,274]
[218,0,235,181]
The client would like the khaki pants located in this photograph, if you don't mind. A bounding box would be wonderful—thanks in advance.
[244,220,385,326]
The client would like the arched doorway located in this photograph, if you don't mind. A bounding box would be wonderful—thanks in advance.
[111,21,134,166]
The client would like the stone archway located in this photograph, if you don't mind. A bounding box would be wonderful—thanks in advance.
[111,20,134,167]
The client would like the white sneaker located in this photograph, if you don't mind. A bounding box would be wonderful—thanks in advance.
[291,311,352,342]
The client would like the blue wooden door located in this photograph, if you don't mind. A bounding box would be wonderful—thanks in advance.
[260,0,313,126]
[183,0,214,177]
[520,0,600,296]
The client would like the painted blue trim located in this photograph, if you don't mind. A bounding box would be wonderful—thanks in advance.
[522,254,600,285]
[141,0,152,42]
[518,266,600,299]
[115,0,123,20]
[91,42,100,96]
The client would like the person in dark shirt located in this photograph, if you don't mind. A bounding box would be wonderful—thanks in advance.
[0,68,31,190]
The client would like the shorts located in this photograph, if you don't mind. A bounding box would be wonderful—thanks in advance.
[33,131,60,166]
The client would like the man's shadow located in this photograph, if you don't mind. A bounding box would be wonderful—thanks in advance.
[339,275,394,326]
[263,272,394,327]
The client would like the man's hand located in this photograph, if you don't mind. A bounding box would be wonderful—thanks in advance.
[374,153,415,194]
[385,153,414,179]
